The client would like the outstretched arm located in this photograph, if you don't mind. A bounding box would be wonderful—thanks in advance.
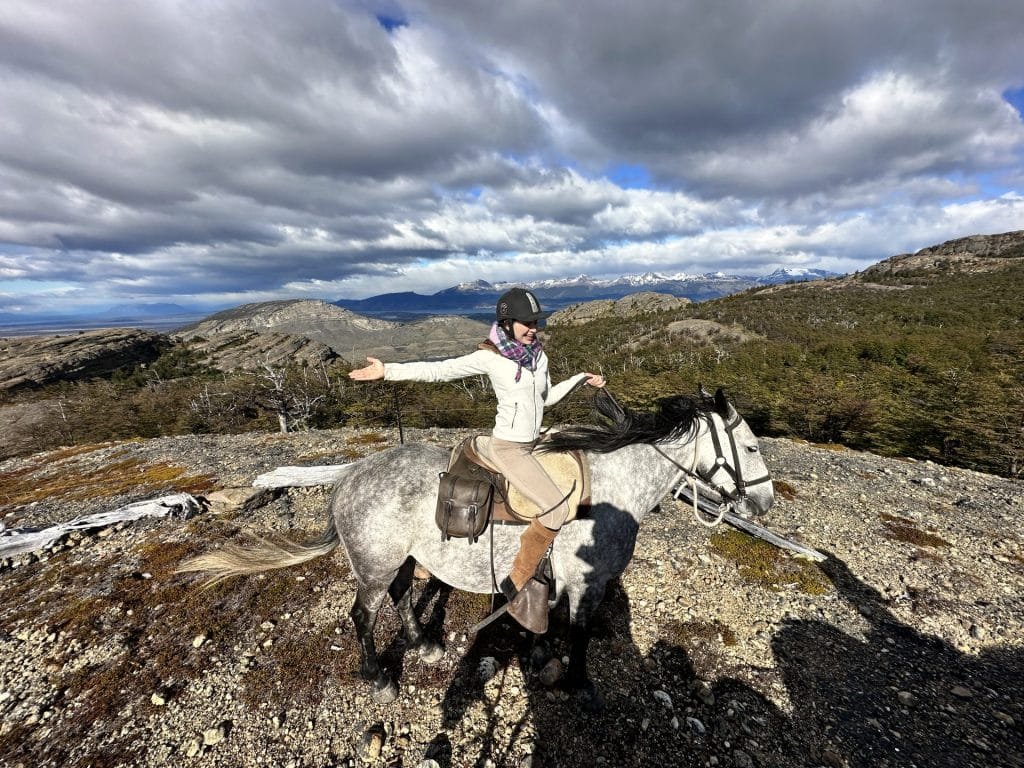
[349,357,385,381]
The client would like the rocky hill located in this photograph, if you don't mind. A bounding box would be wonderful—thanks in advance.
[175,299,491,364]
[0,301,494,396]
[180,330,341,372]
[1,427,1021,767]
[0,328,165,392]
[857,230,1024,280]
[548,292,691,325]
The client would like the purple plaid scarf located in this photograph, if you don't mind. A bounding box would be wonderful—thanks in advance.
[489,322,542,382]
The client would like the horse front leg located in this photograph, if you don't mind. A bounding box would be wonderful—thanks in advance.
[350,585,399,704]
[564,583,608,713]
[390,558,444,664]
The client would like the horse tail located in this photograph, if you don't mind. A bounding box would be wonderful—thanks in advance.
[176,522,340,588]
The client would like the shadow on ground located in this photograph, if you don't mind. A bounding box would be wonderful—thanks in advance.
[425,554,1023,768]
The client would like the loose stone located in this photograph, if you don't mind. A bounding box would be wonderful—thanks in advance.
[653,690,673,708]
[994,711,1015,726]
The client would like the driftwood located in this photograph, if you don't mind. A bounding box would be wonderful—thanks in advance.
[676,487,827,561]
[252,464,354,488]
[0,493,203,559]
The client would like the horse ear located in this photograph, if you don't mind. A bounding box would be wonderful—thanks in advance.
[698,383,714,402]
[714,387,735,419]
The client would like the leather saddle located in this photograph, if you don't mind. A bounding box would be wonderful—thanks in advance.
[438,436,590,538]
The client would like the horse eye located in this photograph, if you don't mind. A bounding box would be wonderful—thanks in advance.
[746,445,759,453]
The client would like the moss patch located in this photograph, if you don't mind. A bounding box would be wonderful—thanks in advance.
[346,432,388,445]
[709,529,831,595]
[657,618,739,678]
[879,513,951,548]
[666,618,738,647]
[0,448,216,510]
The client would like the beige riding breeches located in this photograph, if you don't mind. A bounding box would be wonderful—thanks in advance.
[486,437,571,530]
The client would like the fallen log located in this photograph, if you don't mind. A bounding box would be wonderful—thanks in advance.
[0,493,203,560]
[252,464,353,488]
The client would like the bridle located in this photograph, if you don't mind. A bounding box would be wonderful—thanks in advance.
[654,409,772,528]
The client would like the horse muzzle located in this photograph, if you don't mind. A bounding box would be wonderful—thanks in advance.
[732,484,774,518]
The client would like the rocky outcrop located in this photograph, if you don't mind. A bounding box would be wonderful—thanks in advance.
[182,330,340,372]
[175,299,398,338]
[548,292,690,325]
[665,318,762,345]
[858,230,1024,279]
[0,328,166,391]
[176,299,490,364]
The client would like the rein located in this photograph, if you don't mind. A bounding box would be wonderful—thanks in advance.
[653,409,771,528]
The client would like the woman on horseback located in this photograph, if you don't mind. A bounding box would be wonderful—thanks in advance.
[349,287,605,632]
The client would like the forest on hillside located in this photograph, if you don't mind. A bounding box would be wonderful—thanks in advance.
[545,262,1024,478]
[2,263,1021,479]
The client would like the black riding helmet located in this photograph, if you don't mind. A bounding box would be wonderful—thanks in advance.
[496,287,550,323]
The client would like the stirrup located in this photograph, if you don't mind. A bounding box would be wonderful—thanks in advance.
[501,576,550,634]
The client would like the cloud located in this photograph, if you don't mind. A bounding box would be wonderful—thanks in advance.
[0,0,1021,315]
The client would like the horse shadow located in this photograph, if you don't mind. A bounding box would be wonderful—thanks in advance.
[419,547,1023,768]
[770,553,1024,768]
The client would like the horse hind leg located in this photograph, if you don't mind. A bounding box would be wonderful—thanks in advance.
[390,557,444,664]
[350,580,399,704]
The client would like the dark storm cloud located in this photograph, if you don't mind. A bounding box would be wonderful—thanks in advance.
[414,0,1024,195]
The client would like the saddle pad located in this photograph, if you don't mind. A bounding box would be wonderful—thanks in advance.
[459,436,588,522]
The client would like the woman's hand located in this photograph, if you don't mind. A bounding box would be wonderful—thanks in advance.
[583,373,606,388]
[349,357,385,381]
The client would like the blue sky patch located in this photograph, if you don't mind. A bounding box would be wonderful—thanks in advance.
[606,163,653,190]
[1004,87,1024,119]
[375,14,407,32]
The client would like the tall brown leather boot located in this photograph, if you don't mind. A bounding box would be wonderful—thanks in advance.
[501,520,558,633]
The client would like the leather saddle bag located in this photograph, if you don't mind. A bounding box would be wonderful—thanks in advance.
[435,471,494,543]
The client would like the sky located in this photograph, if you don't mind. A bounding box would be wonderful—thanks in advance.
[1,0,1023,316]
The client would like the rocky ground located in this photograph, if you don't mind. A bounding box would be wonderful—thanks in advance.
[1,426,1022,768]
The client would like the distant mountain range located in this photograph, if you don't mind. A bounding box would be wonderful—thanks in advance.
[1,268,836,335]
[334,268,837,319]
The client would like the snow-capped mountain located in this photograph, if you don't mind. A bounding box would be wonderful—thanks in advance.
[758,267,836,285]
[333,268,839,319]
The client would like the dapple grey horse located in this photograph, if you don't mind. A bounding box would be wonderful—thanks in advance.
[180,389,774,708]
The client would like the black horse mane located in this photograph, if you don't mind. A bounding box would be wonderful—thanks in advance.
[538,388,710,454]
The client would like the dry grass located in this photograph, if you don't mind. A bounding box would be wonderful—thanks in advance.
[346,432,388,445]
[0,525,352,767]
[879,512,951,548]
[773,479,798,501]
[0,447,216,510]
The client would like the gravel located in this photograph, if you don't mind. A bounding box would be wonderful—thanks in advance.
[1,427,1022,767]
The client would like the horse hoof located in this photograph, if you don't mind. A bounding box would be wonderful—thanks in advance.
[417,641,445,664]
[371,678,398,704]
